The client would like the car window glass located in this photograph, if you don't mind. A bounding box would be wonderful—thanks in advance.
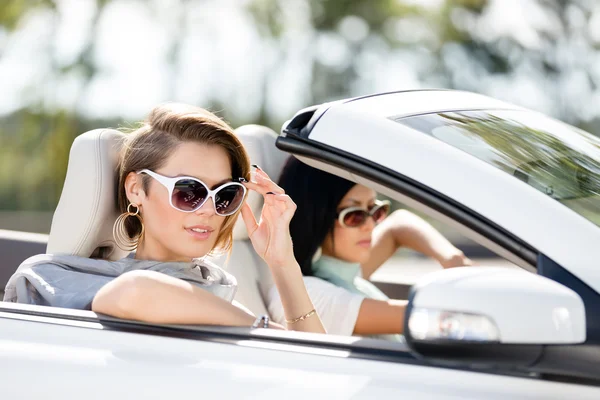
[394,110,600,227]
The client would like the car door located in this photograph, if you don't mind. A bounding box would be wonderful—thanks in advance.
[1,302,599,399]
[277,90,600,386]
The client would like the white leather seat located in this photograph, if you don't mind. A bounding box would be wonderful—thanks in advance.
[47,128,128,261]
[45,125,288,317]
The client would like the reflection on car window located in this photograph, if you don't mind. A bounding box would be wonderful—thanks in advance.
[394,110,600,227]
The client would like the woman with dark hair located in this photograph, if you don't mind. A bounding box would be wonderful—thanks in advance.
[267,157,472,338]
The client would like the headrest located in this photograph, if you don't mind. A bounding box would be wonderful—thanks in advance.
[47,129,127,260]
[232,125,289,240]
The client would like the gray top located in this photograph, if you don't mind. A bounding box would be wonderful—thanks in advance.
[3,253,237,310]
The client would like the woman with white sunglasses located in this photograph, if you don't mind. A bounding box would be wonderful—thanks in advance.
[6,104,325,333]
[267,157,472,338]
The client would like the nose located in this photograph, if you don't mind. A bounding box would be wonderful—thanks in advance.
[360,215,376,232]
[194,196,216,216]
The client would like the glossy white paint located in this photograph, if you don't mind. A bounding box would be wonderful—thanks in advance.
[338,90,525,119]
[307,93,600,293]
[410,267,586,344]
[1,313,598,399]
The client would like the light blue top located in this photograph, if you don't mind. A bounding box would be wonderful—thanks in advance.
[312,255,389,300]
[312,255,403,341]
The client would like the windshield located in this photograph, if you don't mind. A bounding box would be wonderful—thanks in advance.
[394,110,600,227]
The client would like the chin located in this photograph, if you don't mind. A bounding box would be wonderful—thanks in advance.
[180,236,217,257]
[353,248,371,264]
[170,242,212,260]
[338,253,367,265]
[187,247,213,259]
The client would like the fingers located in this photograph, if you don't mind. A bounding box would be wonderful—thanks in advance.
[248,166,285,194]
[265,193,297,219]
[266,193,294,204]
[240,202,259,237]
[242,165,296,220]
[242,180,276,196]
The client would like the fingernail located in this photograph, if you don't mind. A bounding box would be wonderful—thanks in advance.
[266,192,275,195]
[251,164,262,170]
[237,177,248,183]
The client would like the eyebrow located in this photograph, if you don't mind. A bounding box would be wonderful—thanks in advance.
[343,197,377,206]
[344,199,362,206]
[213,177,235,187]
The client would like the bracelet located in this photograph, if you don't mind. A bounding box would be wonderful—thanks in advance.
[286,309,316,324]
[252,314,270,329]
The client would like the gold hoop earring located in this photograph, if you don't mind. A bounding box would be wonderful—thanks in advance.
[113,203,144,251]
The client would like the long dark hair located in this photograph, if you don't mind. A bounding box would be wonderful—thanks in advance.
[278,157,355,276]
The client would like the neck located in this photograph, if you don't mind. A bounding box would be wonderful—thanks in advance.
[134,237,194,263]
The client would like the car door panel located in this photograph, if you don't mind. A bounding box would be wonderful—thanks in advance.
[1,313,598,399]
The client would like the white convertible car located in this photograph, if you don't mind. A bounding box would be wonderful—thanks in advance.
[1,90,599,398]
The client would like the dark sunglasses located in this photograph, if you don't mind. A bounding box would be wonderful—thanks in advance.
[336,200,390,228]
[138,169,246,216]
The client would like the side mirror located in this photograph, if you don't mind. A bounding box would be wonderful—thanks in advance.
[404,267,586,366]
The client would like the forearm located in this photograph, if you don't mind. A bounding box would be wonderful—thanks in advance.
[353,298,407,335]
[92,270,256,326]
[270,259,327,334]
[389,210,465,267]
[239,170,326,333]
[361,223,398,279]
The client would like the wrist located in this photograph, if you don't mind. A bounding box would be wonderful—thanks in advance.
[265,251,300,269]
[267,254,299,270]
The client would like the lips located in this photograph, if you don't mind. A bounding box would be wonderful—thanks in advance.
[357,239,371,248]
[185,225,214,240]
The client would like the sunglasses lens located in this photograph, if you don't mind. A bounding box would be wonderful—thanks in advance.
[172,179,208,211]
[214,184,245,215]
[372,203,390,223]
[343,210,369,227]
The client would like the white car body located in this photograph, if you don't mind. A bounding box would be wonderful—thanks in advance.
[1,90,599,398]
[1,305,597,399]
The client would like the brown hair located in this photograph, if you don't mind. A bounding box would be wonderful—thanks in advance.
[117,103,250,255]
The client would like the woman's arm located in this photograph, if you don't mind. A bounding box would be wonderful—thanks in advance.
[92,269,262,325]
[361,209,473,279]
[267,276,406,336]
[241,168,326,334]
[265,259,325,333]
[353,298,408,335]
